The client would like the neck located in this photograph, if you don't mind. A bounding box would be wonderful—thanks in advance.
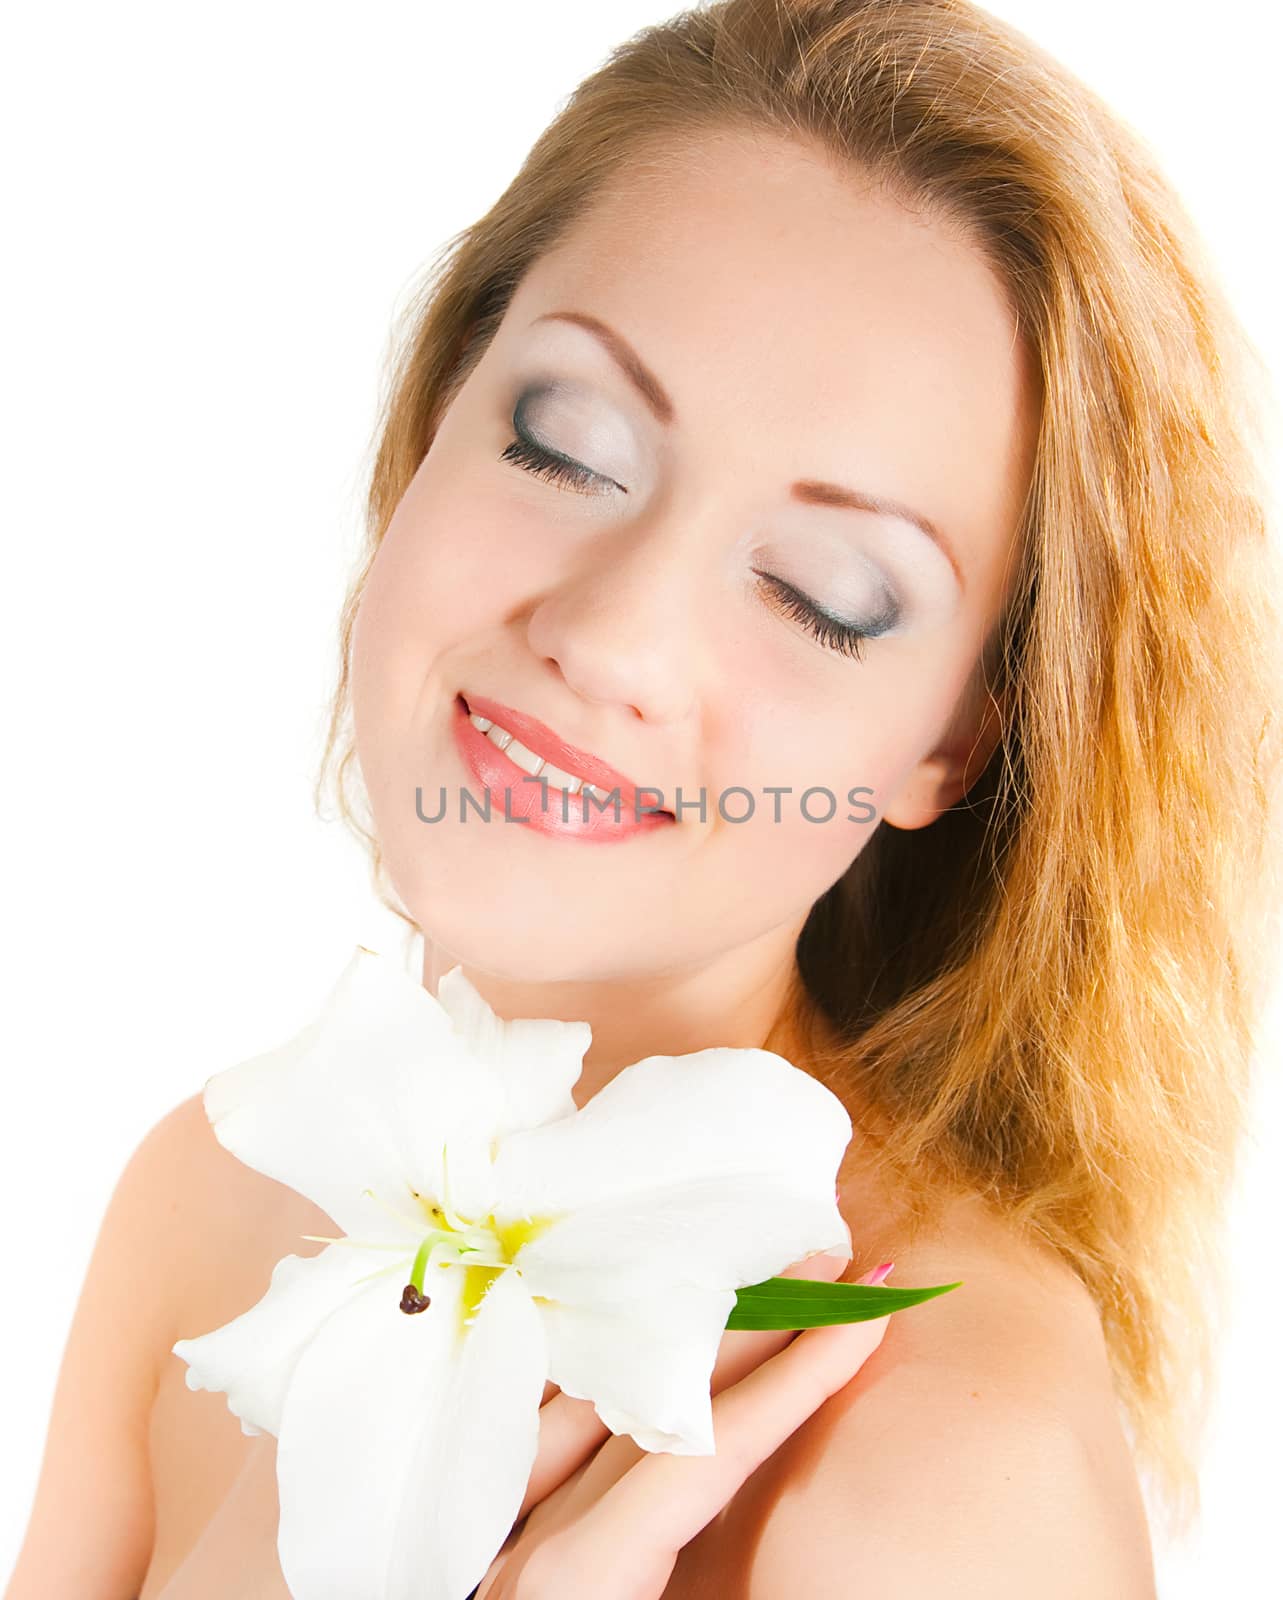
[422,924,811,1108]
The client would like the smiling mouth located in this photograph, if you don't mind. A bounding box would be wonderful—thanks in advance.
[457,693,675,818]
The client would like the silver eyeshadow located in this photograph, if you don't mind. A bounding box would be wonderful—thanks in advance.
[506,376,970,635]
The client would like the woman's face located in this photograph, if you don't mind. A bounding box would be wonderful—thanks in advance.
[350,128,1038,987]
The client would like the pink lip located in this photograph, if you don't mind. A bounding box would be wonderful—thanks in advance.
[452,694,675,842]
[459,691,670,816]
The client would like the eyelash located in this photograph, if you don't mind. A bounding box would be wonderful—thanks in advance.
[500,434,873,663]
[500,434,613,496]
[752,573,870,663]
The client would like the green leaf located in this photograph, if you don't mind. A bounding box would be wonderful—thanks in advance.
[725,1275,962,1330]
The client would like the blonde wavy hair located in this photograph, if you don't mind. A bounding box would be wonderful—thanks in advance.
[314,0,1283,1540]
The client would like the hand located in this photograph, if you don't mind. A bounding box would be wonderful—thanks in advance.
[474,1253,892,1600]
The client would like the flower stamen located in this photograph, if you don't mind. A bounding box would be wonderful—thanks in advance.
[360,1185,424,1235]
[436,1142,470,1233]
[354,1260,411,1289]
[300,1234,408,1252]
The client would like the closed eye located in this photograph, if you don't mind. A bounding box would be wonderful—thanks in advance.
[500,432,881,663]
[499,435,622,497]
[753,571,882,663]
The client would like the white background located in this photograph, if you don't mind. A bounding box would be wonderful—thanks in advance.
[1,3,1278,1592]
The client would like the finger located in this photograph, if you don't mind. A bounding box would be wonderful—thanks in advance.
[517,1389,612,1520]
[564,1263,894,1563]
[517,1246,852,1520]
[513,1248,850,1521]
[708,1246,852,1396]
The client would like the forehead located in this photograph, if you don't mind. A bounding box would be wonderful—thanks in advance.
[502,127,1039,602]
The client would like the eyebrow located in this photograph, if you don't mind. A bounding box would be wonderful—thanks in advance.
[531,308,966,592]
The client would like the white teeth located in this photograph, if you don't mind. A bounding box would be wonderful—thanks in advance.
[503,737,544,777]
[465,703,658,813]
[473,713,604,798]
[539,761,584,796]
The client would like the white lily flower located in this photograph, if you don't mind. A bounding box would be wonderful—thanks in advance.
[172,945,853,1600]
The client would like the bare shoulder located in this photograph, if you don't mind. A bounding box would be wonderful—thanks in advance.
[139,1090,333,1598]
[153,1088,336,1332]
[5,1088,288,1600]
[668,1205,1157,1599]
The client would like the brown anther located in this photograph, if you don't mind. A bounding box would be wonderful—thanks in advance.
[399,1284,432,1314]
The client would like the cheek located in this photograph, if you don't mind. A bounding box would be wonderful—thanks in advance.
[703,690,934,890]
[718,691,889,815]
[729,750,888,887]
[350,480,518,715]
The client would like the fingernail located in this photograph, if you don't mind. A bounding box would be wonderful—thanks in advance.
[867,1260,895,1285]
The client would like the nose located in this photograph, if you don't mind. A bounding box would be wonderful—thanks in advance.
[525,516,704,724]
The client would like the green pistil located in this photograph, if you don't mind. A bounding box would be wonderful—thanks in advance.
[409,1233,436,1295]
[397,1228,463,1315]
[386,1150,561,1322]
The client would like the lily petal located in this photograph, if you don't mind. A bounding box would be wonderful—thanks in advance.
[513,1176,845,1306]
[202,948,506,1240]
[172,1242,394,1437]
[435,964,590,1137]
[536,1282,736,1454]
[275,1263,547,1600]
[494,1048,852,1294]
